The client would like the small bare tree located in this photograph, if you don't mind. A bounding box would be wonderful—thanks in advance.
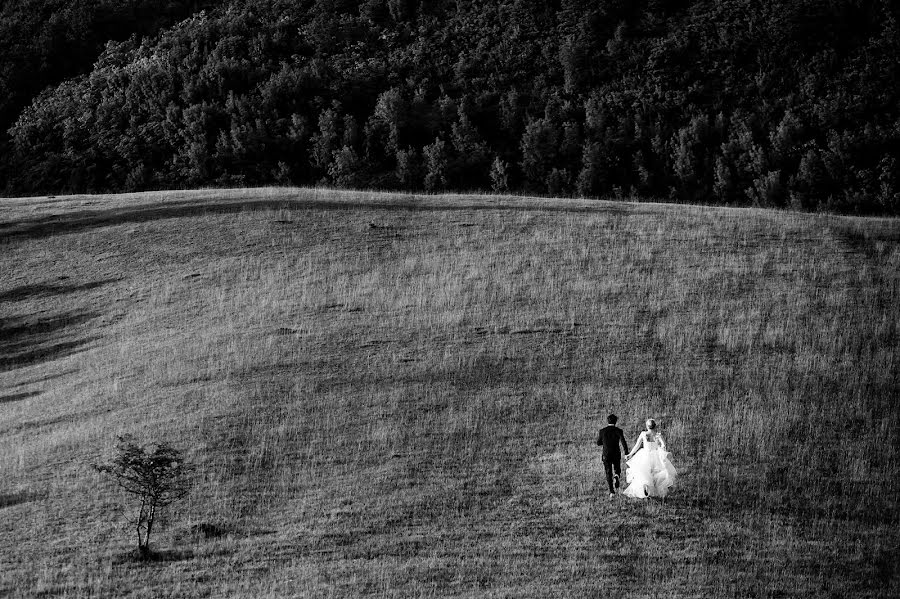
[95,435,192,558]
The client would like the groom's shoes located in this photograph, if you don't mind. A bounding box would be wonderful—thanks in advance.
[613,474,620,489]
[608,492,616,499]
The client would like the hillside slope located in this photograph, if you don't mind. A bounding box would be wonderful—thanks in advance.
[1,189,898,597]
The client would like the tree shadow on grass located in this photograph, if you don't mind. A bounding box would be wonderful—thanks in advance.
[0,278,120,303]
[14,369,76,388]
[0,390,42,403]
[111,548,195,564]
[0,311,99,372]
[0,490,46,509]
[0,196,632,243]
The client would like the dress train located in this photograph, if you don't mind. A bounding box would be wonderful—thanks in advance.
[622,432,676,499]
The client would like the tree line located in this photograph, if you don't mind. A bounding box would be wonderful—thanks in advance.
[2,0,898,214]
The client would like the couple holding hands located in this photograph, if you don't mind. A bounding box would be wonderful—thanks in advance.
[596,414,677,500]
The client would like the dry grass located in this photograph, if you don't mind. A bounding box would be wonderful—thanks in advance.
[1,187,898,598]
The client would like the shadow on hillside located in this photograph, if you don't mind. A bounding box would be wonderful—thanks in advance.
[829,221,900,262]
[14,369,76,388]
[0,311,99,371]
[0,390,42,403]
[0,196,631,242]
[112,548,195,564]
[0,278,120,303]
[0,490,45,509]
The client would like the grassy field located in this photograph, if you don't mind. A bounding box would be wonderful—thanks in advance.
[1,187,898,598]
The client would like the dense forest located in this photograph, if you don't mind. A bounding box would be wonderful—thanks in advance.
[1,0,897,213]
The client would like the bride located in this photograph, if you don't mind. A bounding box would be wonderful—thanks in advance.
[622,418,677,499]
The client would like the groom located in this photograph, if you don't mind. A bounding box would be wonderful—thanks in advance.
[596,414,629,498]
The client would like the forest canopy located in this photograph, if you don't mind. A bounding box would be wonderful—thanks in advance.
[1,0,898,213]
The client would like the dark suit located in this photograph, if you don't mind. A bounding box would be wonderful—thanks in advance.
[596,425,629,494]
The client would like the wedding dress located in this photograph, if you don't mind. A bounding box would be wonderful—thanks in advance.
[622,431,677,499]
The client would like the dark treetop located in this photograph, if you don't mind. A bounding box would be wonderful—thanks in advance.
[2,0,897,214]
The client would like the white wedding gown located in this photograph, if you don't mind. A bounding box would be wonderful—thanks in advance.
[623,431,677,499]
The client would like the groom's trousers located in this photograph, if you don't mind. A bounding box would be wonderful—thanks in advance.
[602,455,622,494]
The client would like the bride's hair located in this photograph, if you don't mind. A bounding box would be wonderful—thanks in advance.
[646,418,657,430]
